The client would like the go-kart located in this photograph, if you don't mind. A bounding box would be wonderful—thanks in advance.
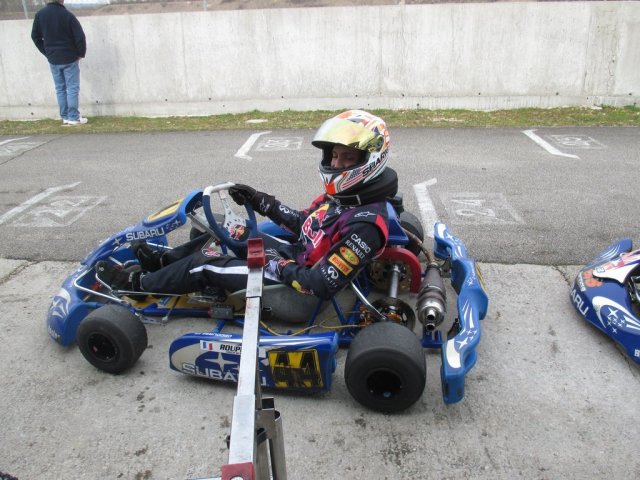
[571,239,640,364]
[47,182,488,412]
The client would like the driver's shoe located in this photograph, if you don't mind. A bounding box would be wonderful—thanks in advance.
[131,240,163,272]
[95,261,143,291]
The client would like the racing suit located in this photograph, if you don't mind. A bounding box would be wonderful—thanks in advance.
[138,194,390,300]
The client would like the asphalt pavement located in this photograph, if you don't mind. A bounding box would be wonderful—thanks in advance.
[1,259,639,479]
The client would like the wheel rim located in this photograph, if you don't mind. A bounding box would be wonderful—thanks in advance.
[86,332,119,363]
[371,298,416,331]
[366,368,403,400]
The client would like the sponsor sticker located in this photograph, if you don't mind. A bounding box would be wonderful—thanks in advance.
[329,253,353,275]
[228,224,247,241]
[581,269,602,289]
[349,233,371,254]
[291,280,313,295]
[125,227,166,241]
[319,266,339,289]
[571,287,589,316]
[340,246,360,266]
[354,211,375,218]
[200,341,242,354]
[201,246,221,257]
[345,240,366,259]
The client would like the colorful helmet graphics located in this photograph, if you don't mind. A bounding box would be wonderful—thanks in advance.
[312,110,390,196]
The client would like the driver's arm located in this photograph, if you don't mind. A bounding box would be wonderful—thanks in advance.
[266,194,326,235]
[229,184,318,235]
[278,221,386,300]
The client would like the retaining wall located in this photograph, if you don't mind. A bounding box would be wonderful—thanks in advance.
[1,1,638,119]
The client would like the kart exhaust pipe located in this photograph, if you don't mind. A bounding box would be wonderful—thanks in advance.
[416,264,446,332]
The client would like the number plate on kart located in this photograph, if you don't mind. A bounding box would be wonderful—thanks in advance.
[268,349,323,389]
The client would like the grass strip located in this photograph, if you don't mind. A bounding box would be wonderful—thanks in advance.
[1,106,638,135]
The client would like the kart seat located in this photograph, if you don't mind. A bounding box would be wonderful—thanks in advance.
[226,284,330,324]
[385,197,411,249]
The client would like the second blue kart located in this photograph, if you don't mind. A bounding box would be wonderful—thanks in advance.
[47,183,488,412]
[571,239,640,364]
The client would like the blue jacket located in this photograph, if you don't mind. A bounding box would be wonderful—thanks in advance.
[31,2,86,65]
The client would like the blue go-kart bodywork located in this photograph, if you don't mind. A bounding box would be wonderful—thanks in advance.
[47,185,488,411]
[571,239,640,364]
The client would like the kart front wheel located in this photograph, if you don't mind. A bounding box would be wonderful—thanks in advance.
[77,305,148,374]
[345,321,426,413]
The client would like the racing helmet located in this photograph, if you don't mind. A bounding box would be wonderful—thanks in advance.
[312,110,390,196]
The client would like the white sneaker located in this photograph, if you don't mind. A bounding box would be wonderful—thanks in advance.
[65,117,88,126]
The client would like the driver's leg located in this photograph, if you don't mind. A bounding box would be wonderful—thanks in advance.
[132,233,211,271]
[162,232,211,264]
[140,253,249,294]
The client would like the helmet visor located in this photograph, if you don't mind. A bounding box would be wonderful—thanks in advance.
[312,117,377,152]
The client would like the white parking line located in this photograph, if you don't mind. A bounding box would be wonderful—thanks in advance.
[522,129,579,159]
[234,131,271,160]
[413,178,438,238]
[0,137,30,146]
[0,181,81,225]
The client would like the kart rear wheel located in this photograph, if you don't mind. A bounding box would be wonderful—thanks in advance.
[77,305,148,374]
[344,321,426,413]
[399,211,424,256]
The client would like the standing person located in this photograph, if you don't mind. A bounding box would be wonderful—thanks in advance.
[31,0,88,126]
[96,110,398,301]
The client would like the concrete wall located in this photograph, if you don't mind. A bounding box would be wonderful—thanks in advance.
[2,1,639,120]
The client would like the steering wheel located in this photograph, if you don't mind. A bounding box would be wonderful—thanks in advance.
[202,182,258,249]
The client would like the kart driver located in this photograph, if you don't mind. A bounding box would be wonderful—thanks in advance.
[96,110,398,301]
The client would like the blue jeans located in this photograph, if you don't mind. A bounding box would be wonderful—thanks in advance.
[49,60,81,121]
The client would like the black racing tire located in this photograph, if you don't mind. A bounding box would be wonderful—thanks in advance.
[77,304,148,374]
[345,321,426,413]
[399,211,424,256]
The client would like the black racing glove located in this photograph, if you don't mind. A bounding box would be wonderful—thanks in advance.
[228,184,276,216]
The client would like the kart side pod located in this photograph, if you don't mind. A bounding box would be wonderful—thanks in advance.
[169,331,339,392]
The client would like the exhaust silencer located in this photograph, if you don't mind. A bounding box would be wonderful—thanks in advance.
[416,264,446,331]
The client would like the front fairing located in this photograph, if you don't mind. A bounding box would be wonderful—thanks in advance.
[47,265,93,346]
[81,189,203,266]
[47,190,204,346]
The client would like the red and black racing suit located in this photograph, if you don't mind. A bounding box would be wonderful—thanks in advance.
[138,194,390,300]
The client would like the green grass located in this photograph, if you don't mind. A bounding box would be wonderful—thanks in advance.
[1,106,638,135]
